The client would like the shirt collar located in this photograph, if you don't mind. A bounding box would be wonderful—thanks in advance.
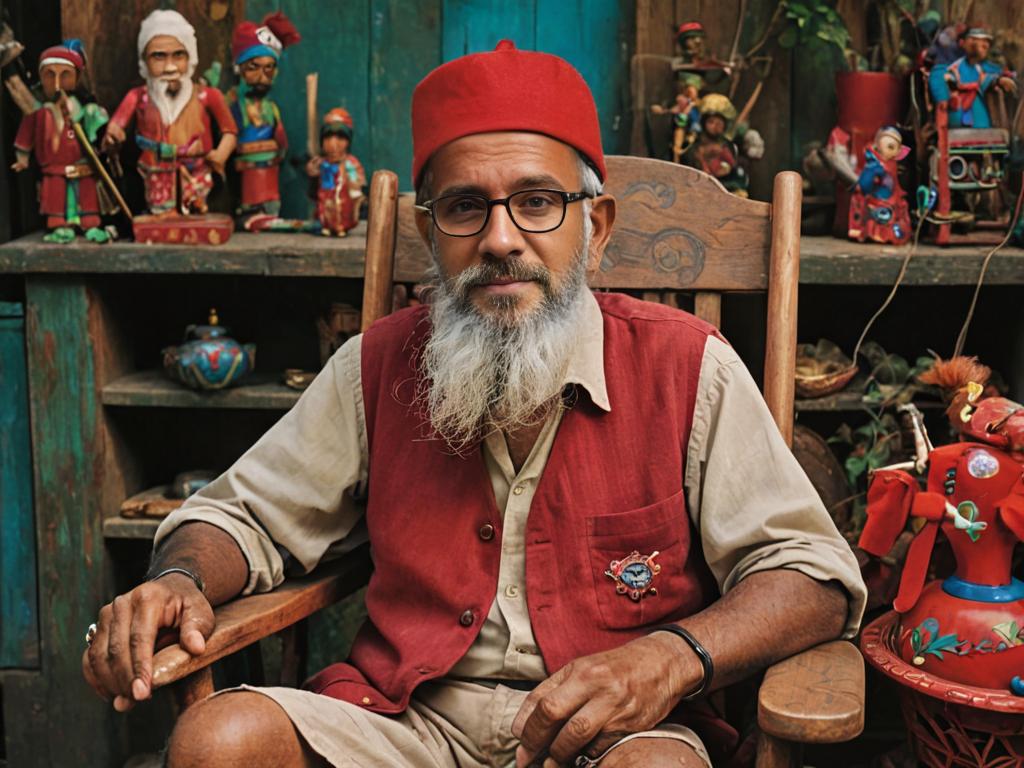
[564,290,611,412]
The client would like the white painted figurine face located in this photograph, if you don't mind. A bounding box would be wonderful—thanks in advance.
[876,134,902,161]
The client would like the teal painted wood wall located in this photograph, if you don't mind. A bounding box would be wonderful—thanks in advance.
[246,0,632,217]
[0,301,38,668]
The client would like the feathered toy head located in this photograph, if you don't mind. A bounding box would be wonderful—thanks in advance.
[232,11,300,66]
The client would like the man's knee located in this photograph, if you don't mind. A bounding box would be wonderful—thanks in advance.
[599,736,709,768]
[166,690,316,768]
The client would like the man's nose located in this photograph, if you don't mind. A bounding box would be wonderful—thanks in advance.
[477,203,525,260]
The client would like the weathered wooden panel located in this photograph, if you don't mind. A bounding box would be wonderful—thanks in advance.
[395,156,771,290]
[22,278,124,766]
[441,0,537,59]
[0,302,39,668]
[369,0,443,190]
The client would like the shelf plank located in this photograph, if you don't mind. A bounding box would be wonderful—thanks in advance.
[103,516,162,540]
[796,391,945,412]
[102,371,301,410]
[800,236,1024,286]
[0,229,370,278]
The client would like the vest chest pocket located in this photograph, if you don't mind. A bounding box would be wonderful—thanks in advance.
[586,490,691,630]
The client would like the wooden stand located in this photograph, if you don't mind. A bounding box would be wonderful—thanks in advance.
[133,213,235,246]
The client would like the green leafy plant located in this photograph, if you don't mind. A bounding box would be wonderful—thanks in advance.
[778,2,851,51]
[859,341,937,406]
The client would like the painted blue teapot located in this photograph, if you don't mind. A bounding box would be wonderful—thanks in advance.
[162,308,255,390]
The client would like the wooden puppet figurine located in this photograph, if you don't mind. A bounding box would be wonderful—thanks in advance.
[306,108,365,237]
[229,12,300,226]
[928,28,1017,129]
[848,126,911,245]
[103,10,237,216]
[681,94,762,196]
[650,75,701,164]
[11,40,110,243]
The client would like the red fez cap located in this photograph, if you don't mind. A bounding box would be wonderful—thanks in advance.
[39,43,85,71]
[676,21,705,38]
[411,39,605,186]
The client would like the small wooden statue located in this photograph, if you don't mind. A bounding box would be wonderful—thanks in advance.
[11,40,110,243]
[848,126,911,245]
[306,108,365,237]
[229,12,300,226]
[650,75,701,164]
[681,94,761,197]
[928,28,1017,129]
[103,10,238,216]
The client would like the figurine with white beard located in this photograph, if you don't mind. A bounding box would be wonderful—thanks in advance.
[103,10,237,220]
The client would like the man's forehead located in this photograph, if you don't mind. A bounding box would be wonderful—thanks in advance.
[429,132,578,191]
[146,35,188,54]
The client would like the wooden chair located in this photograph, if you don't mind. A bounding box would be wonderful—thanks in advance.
[150,158,864,767]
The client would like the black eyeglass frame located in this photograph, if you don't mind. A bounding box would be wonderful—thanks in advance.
[414,189,593,237]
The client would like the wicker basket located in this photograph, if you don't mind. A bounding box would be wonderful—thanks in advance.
[861,612,1024,767]
[794,363,858,399]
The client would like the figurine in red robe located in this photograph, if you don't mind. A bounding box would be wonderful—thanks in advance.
[848,126,911,244]
[305,108,365,236]
[102,10,237,216]
[11,40,110,243]
[228,12,300,225]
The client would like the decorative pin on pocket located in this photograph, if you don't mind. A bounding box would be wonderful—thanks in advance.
[605,551,661,601]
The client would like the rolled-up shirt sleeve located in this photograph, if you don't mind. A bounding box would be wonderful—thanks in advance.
[153,335,369,596]
[684,335,867,638]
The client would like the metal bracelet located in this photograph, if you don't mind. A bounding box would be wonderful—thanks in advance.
[148,567,205,595]
[651,624,713,701]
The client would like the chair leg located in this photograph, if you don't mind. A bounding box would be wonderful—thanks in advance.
[172,666,214,712]
[755,731,801,768]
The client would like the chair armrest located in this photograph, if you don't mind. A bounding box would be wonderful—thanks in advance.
[757,640,865,744]
[151,546,371,692]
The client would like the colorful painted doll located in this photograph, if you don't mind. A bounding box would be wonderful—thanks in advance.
[229,12,300,225]
[681,94,761,196]
[928,28,1017,129]
[847,126,911,245]
[860,357,1024,695]
[11,40,110,243]
[103,10,237,215]
[306,108,365,237]
[650,76,702,164]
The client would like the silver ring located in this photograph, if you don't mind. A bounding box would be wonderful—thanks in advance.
[85,622,98,646]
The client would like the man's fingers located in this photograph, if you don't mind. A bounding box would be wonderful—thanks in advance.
[106,595,136,696]
[128,595,167,701]
[516,687,588,767]
[82,648,113,702]
[545,700,612,765]
[512,665,571,739]
[85,605,117,701]
[178,595,215,656]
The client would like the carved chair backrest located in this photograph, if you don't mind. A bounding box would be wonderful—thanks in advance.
[387,157,802,445]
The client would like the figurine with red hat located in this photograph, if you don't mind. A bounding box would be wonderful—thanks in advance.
[11,39,111,243]
[228,11,300,227]
[671,20,731,88]
[305,108,365,236]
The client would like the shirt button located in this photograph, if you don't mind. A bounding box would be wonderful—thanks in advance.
[479,523,495,541]
[504,584,520,598]
[459,610,475,626]
[512,485,525,496]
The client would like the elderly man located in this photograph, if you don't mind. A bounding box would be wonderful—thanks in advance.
[103,9,237,215]
[83,42,865,768]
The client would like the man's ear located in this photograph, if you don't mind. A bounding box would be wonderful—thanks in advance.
[586,194,616,274]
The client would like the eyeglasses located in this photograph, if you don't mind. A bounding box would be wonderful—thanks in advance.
[415,189,592,237]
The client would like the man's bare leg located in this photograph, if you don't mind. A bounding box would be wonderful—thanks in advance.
[166,691,326,768]
[599,737,708,768]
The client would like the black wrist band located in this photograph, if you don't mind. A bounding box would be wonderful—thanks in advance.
[651,624,713,701]
[148,567,205,595]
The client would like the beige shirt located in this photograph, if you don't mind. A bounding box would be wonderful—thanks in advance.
[155,291,867,680]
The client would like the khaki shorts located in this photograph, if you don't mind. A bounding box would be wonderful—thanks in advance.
[224,679,711,767]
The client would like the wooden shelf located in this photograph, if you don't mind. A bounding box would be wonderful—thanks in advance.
[800,236,1024,286]
[102,516,161,540]
[0,228,369,277]
[795,390,946,413]
[102,370,301,410]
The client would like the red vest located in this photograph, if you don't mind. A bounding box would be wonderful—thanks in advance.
[306,292,725,739]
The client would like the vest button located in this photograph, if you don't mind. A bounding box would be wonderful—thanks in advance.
[478,523,495,541]
[459,609,474,626]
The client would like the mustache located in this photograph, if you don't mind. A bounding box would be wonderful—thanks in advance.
[451,259,552,295]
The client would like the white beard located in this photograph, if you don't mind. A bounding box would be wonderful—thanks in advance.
[147,76,194,126]
[417,236,591,453]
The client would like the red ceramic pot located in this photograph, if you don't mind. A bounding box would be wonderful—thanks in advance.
[833,71,907,236]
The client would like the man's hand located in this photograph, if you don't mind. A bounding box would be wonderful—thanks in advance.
[81,572,214,712]
[511,633,700,767]
[10,156,29,172]
[306,155,322,178]
[102,122,126,151]
[999,76,1018,95]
